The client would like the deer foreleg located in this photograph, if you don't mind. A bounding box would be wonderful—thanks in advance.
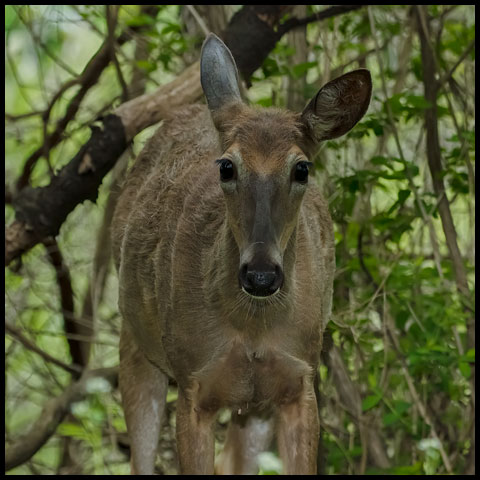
[175,385,217,474]
[276,378,319,475]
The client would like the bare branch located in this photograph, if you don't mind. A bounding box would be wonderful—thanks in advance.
[14,9,159,192]
[5,61,202,268]
[438,38,475,91]
[43,237,89,373]
[5,323,82,376]
[15,39,113,191]
[5,367,118,471]
[106,5,129,102]
[383,299,453,473]
[278,5,365,35]
[186,5,210,37]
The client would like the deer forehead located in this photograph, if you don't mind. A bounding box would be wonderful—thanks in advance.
[228,143,306,176]
[221,109,306,174]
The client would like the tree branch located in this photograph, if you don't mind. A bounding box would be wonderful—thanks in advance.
[6,113,128,266]
[223,5,364,84]
[106,5,129,102]
[5,60,201,268]
[5,323,82,377]
[367,7,446,281]
[415,6,473,306]
[43,237,89,374]
[14,8,159,192]
[15,40,113,192]
[5,367,118,472]
[382,298,453,473]
[416,7,474,473]
[278,5,364,36]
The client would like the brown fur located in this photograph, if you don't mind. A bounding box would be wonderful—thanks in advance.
[112,103,334,474]
[112,61,370,474]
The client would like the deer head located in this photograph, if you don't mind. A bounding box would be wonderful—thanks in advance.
[201,34,371,299]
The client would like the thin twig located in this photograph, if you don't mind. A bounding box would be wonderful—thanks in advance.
[437,39,475,91]
[278,5,364,36]
[14,7,156,191]
[5,366,118,471]
[106,5,129,103]
[186,5,210,37]
[383,310,453,473]
[14,5,79,77]
[5,323,82,376]
[43,237,89,373]
[367,7,445,281]
[5,110,45,122]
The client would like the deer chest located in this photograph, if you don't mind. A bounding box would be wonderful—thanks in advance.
[191,339,312,414]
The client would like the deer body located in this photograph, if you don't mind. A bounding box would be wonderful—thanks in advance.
[112,34,371,475]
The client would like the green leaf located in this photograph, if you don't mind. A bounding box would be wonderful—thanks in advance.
[135,60,156,73]
[262,57,281,78]
[390,462,423,475]
[459,361,471,379]
[126,13,155,27]
[405,94,432,110]
[255,97,273,108]
[393,400,411,415]
[463,349,475,362]
[397,189,412,204]
[291,61,317,78]
[383,411,399,426]
[58,422,88,440]
[362,394,381,411]
[370,155,389,166]
[5,5,18,31]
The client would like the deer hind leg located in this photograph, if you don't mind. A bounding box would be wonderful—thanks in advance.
[215,411,275,475]
[119,325,168,475]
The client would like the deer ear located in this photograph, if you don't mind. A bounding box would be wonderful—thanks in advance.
[200,33,243,113]
[301,69,372,144]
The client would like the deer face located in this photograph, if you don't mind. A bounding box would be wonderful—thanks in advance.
[214,109,312,297]
[200,34,372,298]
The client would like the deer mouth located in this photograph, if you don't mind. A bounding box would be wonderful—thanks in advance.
[241,285,281,300]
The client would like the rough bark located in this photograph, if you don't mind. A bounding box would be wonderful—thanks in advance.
[7,114,128,265]
[286,5,308,111]
[5,61,202,267]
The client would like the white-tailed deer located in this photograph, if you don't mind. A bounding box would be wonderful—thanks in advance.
[112,34,371,475]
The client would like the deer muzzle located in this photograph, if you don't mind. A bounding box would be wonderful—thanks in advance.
[239,260,284,297]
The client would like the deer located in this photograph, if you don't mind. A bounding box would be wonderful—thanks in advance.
[111,33,371,475]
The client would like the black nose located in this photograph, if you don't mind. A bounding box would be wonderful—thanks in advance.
[239,263,283,297]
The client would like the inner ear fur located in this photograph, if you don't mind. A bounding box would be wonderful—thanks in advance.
[301,69,372,144]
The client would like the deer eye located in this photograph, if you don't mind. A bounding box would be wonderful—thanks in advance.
[217,159,236,182]
[292,161,311,184]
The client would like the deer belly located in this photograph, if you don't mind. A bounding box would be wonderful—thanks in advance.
[193,342,312,413]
